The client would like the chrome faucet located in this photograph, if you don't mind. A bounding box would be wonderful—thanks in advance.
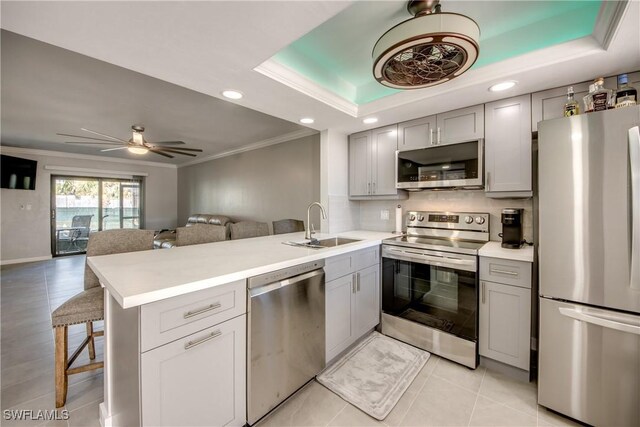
[305,202,327,240]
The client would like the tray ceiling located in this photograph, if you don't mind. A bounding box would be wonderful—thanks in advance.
[268,1,602,105]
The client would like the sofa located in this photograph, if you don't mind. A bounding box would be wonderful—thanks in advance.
[154,214,233,248]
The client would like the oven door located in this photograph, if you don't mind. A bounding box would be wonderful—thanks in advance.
[396,139,484,189]
[381,245,478,342]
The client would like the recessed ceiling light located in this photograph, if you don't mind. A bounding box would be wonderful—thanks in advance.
[221,90,243,100]
[363,117,379,124]
[300,118,315,124]
[489,81,517,92]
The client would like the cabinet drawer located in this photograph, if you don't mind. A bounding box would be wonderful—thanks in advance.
[354,247,380,271]
[141,279,246,352]
[325,246,380,282]
[480,257,531,289]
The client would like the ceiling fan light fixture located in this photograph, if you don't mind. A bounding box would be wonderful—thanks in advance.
[128,146,149,155]
[372,0,480,90]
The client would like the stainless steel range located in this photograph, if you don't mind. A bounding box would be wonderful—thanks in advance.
[381,211,489,368]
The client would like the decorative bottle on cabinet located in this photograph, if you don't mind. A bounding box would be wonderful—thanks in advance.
[615,74,637,108]
[590,77,613,112]
[563,87,580,117]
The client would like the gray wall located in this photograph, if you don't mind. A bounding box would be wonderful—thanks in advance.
[178,134,321,232]
[359,191,534,242]
[0,149,177,263]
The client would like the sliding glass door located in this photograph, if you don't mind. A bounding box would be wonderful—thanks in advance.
[51,175,143,256]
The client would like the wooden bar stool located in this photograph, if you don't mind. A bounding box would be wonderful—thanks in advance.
[51,229,154,408]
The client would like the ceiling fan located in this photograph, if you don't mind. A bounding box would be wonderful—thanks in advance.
[58,125,203,158]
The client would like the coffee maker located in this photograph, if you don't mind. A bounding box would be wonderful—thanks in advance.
[500,208,524,249]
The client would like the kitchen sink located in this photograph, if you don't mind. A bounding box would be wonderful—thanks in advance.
[283,237,361,249]
[315,237,361,247]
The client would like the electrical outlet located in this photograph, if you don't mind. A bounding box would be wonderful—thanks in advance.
[380,209,390,220]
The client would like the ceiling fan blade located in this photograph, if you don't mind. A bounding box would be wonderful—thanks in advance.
[151,141,186,145]
[154,147,203,152]
[148,148,174,158]
[154,148,197,157]
[58,133,123,143]
[100,146,130,152]
[64,141,125,145]
[80,128,129,143]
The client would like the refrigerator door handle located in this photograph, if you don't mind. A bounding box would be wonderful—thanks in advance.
[629,126,640,291]
[559,307,640,336]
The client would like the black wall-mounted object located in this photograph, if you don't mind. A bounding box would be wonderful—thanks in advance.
[1,154,37,190]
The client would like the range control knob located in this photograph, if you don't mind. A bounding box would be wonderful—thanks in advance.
[409,214,416,222]
[475,216,486,225]
[464,216,474,224]
[417,214,425,222]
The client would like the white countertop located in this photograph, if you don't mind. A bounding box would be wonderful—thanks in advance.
[88,230,395,309]
[479,241,534,263]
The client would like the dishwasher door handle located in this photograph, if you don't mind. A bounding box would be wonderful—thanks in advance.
[249,268,325,297]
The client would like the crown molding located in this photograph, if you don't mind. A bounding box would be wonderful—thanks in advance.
[0,145,178,169]
[178,128,319,168]
[593,0,630,50]
[254,59,359,117]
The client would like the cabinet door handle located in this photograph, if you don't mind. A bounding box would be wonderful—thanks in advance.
[368,182,371,194]
[437,128,441,145]
[485,171,490,191]
[372,182,376,194]
[352,274,357,293]
[490,268,518,276]
[481,282,486,304]
[184,302,222,319]
[184,330,221,350]
[356,272,361,292]
[429,128,434,145]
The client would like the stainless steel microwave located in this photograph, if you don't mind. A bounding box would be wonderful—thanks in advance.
[396,139,484,190]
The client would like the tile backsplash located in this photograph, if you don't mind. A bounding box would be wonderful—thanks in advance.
[359,190,534,242]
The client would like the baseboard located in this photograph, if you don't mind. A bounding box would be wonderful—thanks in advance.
[99,402,112,427]
[0,255,52,265]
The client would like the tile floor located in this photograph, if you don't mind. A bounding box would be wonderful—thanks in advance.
[1,256,102,427]
[2,257,581,427]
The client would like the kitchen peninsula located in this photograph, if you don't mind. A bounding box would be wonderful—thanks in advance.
[88,230,393,427]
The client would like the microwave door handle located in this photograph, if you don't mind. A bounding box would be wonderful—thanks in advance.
[629,126,640,291]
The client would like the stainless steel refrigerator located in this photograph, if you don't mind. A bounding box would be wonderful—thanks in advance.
[538,106,640,426]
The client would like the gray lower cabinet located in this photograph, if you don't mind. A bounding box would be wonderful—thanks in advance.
[325,247,380,362]
[479,257,532,371]
[349,125,406,199]
[484,94,532,197]
[141,315,246,427]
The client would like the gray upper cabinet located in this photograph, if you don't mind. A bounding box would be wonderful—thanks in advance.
[398,105,484,149]
[531,76,617,131]
[398,115,436,149]
[348,131,371,197]
[485,94,532,196]
[349,125,405,199]
[436,104,484,145]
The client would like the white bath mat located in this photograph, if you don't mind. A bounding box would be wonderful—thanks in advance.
[317,331,430,420]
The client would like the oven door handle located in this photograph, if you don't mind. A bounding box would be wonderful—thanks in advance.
[383,247,477,272]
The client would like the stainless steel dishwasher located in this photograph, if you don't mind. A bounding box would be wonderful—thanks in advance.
[247,260,325,425]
